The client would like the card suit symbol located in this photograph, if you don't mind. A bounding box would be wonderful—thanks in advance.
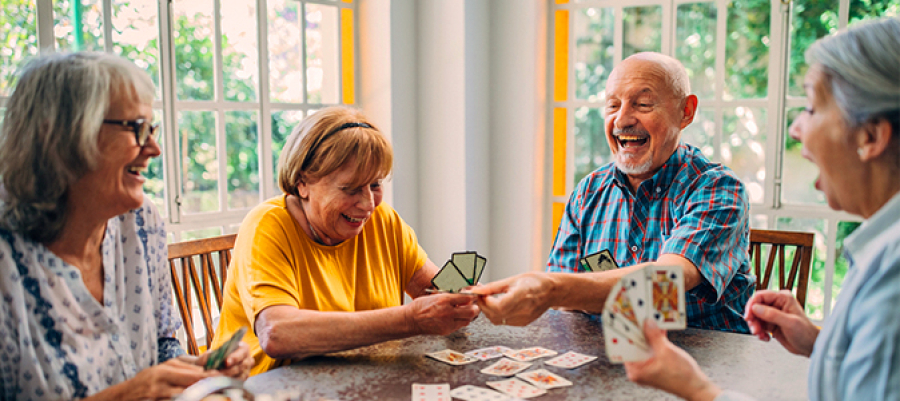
[670,273,677,280]
[655,312,661,320]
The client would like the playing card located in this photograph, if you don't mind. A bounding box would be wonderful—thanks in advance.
[204,326,247,370]
[602,280,644,343]
[466,346,513,361]
[485,379,546,399]
[452,252,478,284]
[621,267,651,331]
[412,383,451,401]
[543,351,598,369]
[473,254,487,284]
[480,358,533,376]
[449,385,511,401]
[647,265,687,330]
[431,260,471,292]
[515,369,573,389]
[604,325,651,363]
[580,249,619,272]
[426,349,479,365]
[503,347,558,362]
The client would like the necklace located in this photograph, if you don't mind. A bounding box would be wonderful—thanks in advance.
[300,201,325,244]
[308,220,325,244]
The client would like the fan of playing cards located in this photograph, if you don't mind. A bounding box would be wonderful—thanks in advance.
[602,264,687,363]
[431,251,486,293]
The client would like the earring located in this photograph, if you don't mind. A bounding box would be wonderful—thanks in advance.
[857,148,864,157]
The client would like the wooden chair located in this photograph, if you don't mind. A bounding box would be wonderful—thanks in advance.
[749,229,815,309]
[167,234,237,356]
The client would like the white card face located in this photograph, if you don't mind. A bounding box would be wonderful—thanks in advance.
[426,349,479,365]
[412,383,451,401]
[646,265,687,330]
[503,347,558,362]
[621,267,650,329]
[604,325,651,363]
[543,351,598,369]
[603,280,644,343]
[449,385,511,401]
[431,261,470,292]
[466,346,513,361]
[451,252,478,283]
[485,379,547,399]
[480,358,533,376]
[515,368,573,389]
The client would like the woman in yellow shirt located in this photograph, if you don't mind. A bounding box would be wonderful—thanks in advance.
[214,106,480,375]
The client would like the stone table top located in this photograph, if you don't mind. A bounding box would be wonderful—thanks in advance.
[245,310,809,400]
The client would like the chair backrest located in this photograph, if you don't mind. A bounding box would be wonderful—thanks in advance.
[748,229,814,309]
[167,234,237,356]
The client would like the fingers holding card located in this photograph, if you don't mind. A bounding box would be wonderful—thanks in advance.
[602,263,687,364]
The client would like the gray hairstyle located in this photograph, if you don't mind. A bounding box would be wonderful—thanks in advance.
[806,17,900,137]
[0,52,155,243]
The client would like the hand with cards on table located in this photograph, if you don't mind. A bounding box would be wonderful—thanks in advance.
[602,264,686,363]
[431,251,487,293]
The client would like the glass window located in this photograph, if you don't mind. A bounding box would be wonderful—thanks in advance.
[174,0,215,101]
[179,111,219,213]
[54,0,105,52]
[724,0,769,100]
[1,1,38,97]
[305,3,339,104]
[268,0,304,103]
[623,6,662,58]
[221,0,258,102]
[675,2,717,100]
[722,107,766,204]
[574,7,614,101]
[573,107,609,184]
[225,110,259,210]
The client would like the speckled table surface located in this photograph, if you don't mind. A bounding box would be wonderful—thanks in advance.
[245,310,809,400]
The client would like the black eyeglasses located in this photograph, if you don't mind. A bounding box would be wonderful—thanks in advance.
[103,119,160,147]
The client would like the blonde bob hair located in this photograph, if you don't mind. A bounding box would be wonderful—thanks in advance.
[278,106,393,196]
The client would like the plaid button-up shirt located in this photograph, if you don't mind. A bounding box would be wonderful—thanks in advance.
[548,143,754,333]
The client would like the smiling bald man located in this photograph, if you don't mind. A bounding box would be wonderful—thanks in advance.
[474,52,754,333]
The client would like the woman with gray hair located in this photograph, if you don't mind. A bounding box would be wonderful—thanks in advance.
[623,16,900,401]
[0,52,253,400]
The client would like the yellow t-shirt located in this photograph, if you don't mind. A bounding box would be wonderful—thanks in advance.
[212,195,427,375]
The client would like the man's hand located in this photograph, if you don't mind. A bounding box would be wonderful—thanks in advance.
[624,320,721,401]
[744,290,819,356]
[469,272,556,326]
[406,293,480,335]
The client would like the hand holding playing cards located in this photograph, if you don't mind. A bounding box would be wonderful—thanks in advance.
[624,320,722,401]
[407,293,480,335]
[196,341,255,380]
[744,290,819,357]
[471,272,556,326]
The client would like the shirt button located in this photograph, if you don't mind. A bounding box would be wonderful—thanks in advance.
[656,187,662,193]
[631,245,638,252]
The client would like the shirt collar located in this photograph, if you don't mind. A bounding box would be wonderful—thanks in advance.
[843,190,900,266]
[611,143,686,196]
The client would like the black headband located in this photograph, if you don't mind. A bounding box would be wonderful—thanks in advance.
[301,122,375,171]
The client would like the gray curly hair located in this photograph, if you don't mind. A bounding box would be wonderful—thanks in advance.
[0,52,155,243]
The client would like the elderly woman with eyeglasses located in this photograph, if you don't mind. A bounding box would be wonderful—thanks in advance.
[0,52,254,401]
[622,17,900,401]
[212,106,480,375]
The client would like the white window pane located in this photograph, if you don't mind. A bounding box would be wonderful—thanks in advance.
[112,0,161,100]
[174,0,215,101]
[724,0,769,100]
[268,0,304,103]
[675,2,717,100]
[222,0,258,102]
[305,3,339,104]
[2,1,38,97]
[54,0,105,52]
[682,109,715,159]
[573,107,609,185]
[574,7,614,101]
[179,111,219,213]
[225,110,259,210]
[722,107,766,204]
[782,107,826,205]
[623,6,662,58]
